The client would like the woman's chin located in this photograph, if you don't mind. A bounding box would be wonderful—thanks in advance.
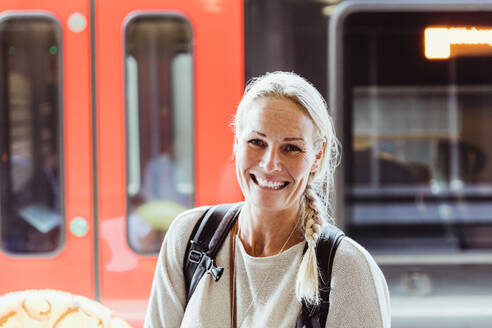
[245,195,291,212]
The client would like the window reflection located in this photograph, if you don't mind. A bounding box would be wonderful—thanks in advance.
[351,87,492,233]
[345,12,492,251]
[125,15,194,253]
[352,86,491,191]
[0,16,62,254]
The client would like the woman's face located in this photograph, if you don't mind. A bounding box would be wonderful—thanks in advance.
[235,96,322,213]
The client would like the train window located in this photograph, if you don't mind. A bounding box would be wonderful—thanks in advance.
[124,15,194,254]
[0,16,63,254]
[343,12,492,252]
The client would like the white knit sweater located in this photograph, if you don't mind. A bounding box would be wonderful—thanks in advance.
[144,206,391,328]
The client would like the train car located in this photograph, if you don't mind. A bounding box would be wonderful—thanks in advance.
[1,0,492,327]
[330,1,492,327]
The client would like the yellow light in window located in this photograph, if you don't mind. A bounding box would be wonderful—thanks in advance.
[425,27,450,59]
[425,27,492,59]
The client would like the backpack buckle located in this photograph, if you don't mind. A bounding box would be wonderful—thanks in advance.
[188,250,203,264]
[206,258,224,281]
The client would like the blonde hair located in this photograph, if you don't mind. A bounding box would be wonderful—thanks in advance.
[233,71,341,305]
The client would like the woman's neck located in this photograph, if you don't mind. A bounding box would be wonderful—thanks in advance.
[237,202,304,257]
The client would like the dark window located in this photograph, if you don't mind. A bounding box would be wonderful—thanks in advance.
[344,12,492,252]
[244,0,331,101]
[0,16,63,254]
[124,15,194,254]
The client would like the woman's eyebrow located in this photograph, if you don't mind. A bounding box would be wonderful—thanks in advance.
[252,130,304,142]
[284,137,304,142]
[252,130,266,137]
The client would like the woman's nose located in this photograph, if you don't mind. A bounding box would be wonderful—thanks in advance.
[260,148,281,172]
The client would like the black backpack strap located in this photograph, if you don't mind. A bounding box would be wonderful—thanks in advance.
[183,202,243,303]
[296,225,345,328]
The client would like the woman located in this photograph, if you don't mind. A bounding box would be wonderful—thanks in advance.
[144,72,391,327]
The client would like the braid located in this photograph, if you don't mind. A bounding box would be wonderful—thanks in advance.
[303,185,322,243]
[295,184,324,305]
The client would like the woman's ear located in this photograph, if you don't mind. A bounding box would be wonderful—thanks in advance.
[310,139,326,173]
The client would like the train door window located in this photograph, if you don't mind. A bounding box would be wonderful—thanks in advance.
[124,15,194,254]
[0,16,63,254]
[342,11,492,253]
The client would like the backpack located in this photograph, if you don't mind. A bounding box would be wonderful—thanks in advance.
[183,203,345,328]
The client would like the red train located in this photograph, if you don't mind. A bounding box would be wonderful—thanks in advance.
[1,0,242,326]
[2,0,492,327]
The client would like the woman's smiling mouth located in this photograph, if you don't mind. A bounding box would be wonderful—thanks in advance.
[250,173,290,190]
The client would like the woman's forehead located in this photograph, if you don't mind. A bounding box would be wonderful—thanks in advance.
[240,97,316,139]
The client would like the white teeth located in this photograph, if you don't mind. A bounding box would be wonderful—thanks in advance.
[256,176,286,189]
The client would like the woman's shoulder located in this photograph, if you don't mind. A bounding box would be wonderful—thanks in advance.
[330,230,389,297]
[328,229,391,326]
[334,234,381,275]
[166,205,211,241]
[322,223,384,281]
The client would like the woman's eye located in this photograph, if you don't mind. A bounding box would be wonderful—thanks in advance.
[248,139,265,147]
[285,144,302,152]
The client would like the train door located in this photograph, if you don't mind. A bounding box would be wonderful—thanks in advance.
[95,0,243,325]
[0,1,94,296]
[330,1,492,327]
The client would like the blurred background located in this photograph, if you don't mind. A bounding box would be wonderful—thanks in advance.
[1,0,492,326]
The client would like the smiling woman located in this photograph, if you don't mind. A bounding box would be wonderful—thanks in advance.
[234,97,319,214]
[144,72,391,328]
